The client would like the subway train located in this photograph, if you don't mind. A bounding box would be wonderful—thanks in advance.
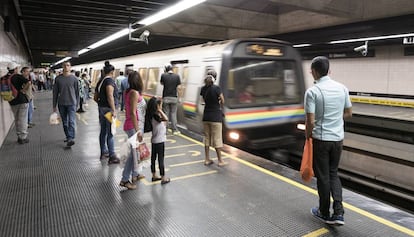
[74,38,306,151]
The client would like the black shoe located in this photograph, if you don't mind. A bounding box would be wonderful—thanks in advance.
[18,138,29,144]
[108,155,120,164]
[66,140,75,147]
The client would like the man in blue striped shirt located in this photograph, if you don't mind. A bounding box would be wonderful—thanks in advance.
[305,56,352,225]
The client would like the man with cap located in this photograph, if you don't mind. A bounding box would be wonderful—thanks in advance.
[4,62,31,144]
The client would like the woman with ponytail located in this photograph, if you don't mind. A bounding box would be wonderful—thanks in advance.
[95,61,120,164]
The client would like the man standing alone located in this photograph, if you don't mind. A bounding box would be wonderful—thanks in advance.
[53,61,79,147]
[305,56,352,225]
[160,64,181,134]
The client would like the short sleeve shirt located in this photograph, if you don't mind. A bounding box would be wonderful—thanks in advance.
[10,74,29,105]
[304,76,352,141]
[160,73,181,97]
[200,84,223,122]
[97,77,118,108]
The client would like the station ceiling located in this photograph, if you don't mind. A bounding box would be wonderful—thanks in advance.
[10,0,414,67]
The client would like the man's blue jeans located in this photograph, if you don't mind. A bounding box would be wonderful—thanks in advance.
[28,99,34,123]
[98,107,114,156]
[58,104,76,140]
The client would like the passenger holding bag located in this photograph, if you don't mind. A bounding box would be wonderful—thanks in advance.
[119,71,146,190]
[304,56,352,225]
[96,61,120,164]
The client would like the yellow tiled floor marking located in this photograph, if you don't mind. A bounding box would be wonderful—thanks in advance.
[177,134,414,236]
[141,170,218,185]
[165,144,199,150]
[169,157,229,167]
[302,228,329,237]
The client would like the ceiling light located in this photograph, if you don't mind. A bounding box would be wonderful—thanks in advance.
[53,57,72,66]
[330,33,414,44]
[138,0,206,26]
[88,28,130,49]
[78,48,91,55]
[293,43,311,48]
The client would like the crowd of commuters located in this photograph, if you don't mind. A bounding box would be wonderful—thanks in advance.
[2,56,353,225]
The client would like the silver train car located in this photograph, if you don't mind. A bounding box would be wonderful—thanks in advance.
[75,38,306,151]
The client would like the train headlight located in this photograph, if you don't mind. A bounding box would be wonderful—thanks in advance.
[297,123,306,131]
[229,131,240,141]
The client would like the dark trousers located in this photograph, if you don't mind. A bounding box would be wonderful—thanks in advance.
[312,139,344,217]
[151,142,165,176]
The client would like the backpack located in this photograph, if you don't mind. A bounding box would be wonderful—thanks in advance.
[93,78,107,103]
[0,73,17,102]
[144,107,152,133]
[144,96,156,133]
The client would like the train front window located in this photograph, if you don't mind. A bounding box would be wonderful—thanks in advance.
[227,59,300,107]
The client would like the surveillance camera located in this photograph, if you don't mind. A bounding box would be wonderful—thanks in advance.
[354,41,368,56]
[139,30,150,45]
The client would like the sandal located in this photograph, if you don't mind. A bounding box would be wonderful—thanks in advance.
[119,181,137,190]
[217,161,227,167]
[151,177,162,182]
[204,160,214,166]
[132,175,145,183]
[161,178,170,185]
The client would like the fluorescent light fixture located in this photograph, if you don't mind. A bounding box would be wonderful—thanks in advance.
[330,33,414,44]
[138,0,206,26]
[293,43,311,48]
[78,48,91,55]
[88,28,130,49]
[53,57,72,66]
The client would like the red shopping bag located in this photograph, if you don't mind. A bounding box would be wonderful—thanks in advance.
[300,138,314,183]
[137,143,150,161]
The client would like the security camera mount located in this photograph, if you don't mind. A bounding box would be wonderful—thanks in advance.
[129,23,150,45]
[354,41,368,56]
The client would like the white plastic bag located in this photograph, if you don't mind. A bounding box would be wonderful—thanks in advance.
[111,117,117,135]
[49,112,60,125]
[119,139,131,166]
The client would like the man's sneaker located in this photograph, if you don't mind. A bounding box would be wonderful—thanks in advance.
[119,181,136,190]
[108,155,120,164]
[100,153,110,160]
[327,215,345,225]
[66,140,75,147]
[310,207,330,224]
[172,130,181,135]
[18,138,29,144]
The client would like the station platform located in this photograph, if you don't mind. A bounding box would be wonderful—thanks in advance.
[1,91,413,237]
[352,103,414,122]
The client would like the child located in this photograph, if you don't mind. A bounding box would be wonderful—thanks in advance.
[147,97,170,184]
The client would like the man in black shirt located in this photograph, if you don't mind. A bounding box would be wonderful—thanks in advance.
[160,64,181,134]
[6,62,30,144]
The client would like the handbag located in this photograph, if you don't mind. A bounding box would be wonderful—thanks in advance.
[137,143,150,161]
[300,138,314,183]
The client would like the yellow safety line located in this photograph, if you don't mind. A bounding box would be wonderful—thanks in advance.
[141,170,217,185]
[170,157,229,167]
[350,96,414,108]
[165,143,199,150]
[178,134,414,236]
[302,228,329,237]
[170,160,204,167]
[165,153,186,158]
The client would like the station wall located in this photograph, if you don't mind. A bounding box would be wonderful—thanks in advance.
[0,16,29,147]
[303,45,414,96]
